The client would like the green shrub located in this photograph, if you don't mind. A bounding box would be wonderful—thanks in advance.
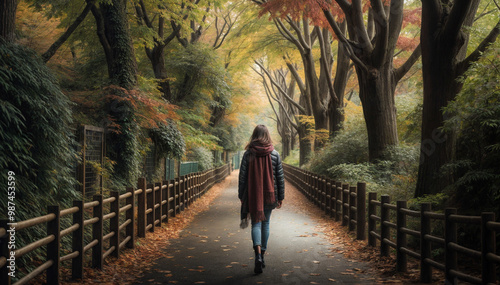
[283,149,300,167]
[190,147,214,171]
[0,40,78,277]
[443,40,500,215]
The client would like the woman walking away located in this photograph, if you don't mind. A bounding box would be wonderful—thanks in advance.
[238,125,285,274]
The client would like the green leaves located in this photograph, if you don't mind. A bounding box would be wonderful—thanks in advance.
[443,40,500,213]
[149,120,186,160]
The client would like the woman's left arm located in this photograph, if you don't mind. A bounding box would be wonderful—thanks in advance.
[275,153,285,201]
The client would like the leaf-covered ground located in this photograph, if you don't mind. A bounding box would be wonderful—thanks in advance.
[51,171,444,284]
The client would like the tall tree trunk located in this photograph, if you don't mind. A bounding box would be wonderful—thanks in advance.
[0,0,17,43]
[94,0,140,185]
[101,0,137,89]
[298,123,312,166]
[330,22,350,136]
[356,63,398,161]
[322,0,421,162]
[150,47,172,101]
[415,0,495,197]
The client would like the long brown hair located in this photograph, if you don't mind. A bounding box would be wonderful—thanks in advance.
[245,124,273,149]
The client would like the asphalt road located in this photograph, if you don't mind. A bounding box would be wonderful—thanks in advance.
[133,172,372,285]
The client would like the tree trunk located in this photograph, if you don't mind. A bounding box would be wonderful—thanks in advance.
[356,63,398,161]
[415,0,488,197]
[101,0,137,88]
[298,123,312,166]
[330,30,350,136]
[96,0,140,185]
[0,0,17,43]
[149,47,172,101]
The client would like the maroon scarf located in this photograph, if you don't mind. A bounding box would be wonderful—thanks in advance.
[247,142,275,223]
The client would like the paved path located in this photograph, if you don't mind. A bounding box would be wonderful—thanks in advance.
[134,173,372,284]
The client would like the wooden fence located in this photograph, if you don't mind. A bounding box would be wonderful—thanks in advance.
[283,164,500,284]
[0,163,231,285]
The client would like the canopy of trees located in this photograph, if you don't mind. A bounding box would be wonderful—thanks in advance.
[1,0,499,222]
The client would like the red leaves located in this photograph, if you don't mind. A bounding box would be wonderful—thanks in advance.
[257,0,344,28]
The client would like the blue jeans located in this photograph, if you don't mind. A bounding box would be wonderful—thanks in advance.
[251,209,272,251]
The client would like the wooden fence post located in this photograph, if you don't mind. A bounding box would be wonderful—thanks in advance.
[326,179,332,216]
[72,200,84,279]
[174,176,180,215]
[380,195,391,257]
[183,175,188,209]
[110,191,120,258]
[0,219,11,285]
[445,208,457,285]
[481,212,496,284]
[125,187,135,249]
[92,195,103,269]
[420,203,432,283]
[335,182,342,222]
[47,205,60,284]
[368,192,377,247]
[147,183,155,232]
[349,186,356,231]
[137,178,147,237]
[342,184,349,226]
[156,182,163,225]
[356,182,366,240]
[322,177,327,211]
[396,200,407,272]
[314,175,319,206]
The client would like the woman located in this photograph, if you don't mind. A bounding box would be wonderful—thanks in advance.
[238,125,285,274]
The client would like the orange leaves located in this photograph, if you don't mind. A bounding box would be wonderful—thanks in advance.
[257,0,344,28]
[396,36,420,52]
[102,85,180,131]
[403,7,422,28]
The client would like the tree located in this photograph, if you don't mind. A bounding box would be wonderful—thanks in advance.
[321,0,421,161]
[254,59,314,165]
[0,0,17,43]
[443,40,500,214]
[41,0,96,62]
[89,0,141,185]
[415,0,500,197]
[255,0,352,149]
[253,63,298,159]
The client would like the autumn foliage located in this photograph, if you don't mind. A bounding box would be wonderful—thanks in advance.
[258,0,343,27]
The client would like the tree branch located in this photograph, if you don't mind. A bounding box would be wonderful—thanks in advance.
[255,60,307,114]
[274,19,305,54]
[457,18,500,76]
[284,16,311,51]
[334,0,352,11]
[322,9,369,72]
[254,64,299,129]
[443,0,474,42]
[285,59,307,101]
[90,4,112,64]
[316,26,338,104]
[394,43,421,83]
[42,0,96,62]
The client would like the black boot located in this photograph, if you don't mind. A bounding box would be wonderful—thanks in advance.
[261,250,266,268]
[254,247,263,274]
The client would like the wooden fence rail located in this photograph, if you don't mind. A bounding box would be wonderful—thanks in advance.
[0,163,231,285]
[283,164,499,284]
